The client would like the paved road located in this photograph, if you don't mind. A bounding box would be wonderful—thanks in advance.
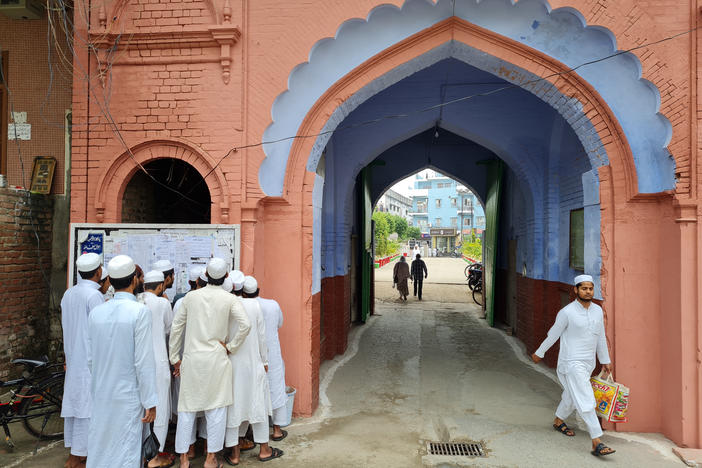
[376,256,472,285]
[13,298,682,467]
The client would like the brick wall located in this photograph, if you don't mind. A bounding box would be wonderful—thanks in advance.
[0,188,56,378]
[320,274,351,361]
[121,170,157,223]
[0,16,71,194]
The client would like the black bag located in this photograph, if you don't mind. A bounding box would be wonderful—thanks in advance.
[143,422,160,462]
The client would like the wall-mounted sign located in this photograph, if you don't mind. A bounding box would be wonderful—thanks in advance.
[80,233,103,255]
[29,156,56,194]
[429,228,456,236]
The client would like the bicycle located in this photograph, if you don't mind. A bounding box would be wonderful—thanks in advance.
[0,356,65,448]
[464,261,482,280]
[472,279,483,306]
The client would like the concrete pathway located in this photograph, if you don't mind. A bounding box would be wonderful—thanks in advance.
[6,296,683,467]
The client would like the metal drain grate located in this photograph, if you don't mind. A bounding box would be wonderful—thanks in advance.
[427,441,485,457]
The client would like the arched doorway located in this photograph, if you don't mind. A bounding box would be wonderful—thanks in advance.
[121,159,212,224]
[259,9,684,444]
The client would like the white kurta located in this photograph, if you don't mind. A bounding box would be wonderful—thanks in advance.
[534,300,611,413]
[142,291,172,449]
[257,297,286,410]
[226,298,271,428]
[60,279,104,420]
[169,297,184,416]
[169,284,251,412]
[87,292,158,468]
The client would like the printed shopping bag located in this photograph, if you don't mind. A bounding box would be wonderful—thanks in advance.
[590,371,629,423]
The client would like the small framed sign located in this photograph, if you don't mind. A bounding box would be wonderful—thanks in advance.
[29,156,56,194]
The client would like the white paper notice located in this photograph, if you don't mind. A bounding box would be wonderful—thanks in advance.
[8,123,31,140]
[185,236,212,259]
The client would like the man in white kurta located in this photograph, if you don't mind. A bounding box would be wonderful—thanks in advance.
[532,274,616,457]
[256,288,288,440]
[60,253,105,467]
[169,258,250,468]
[142,270,174,467]
[223,276,283,464]
[87,255,158,468]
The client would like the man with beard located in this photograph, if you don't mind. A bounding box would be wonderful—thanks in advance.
[153,260,175,301]
[531,274,615,457]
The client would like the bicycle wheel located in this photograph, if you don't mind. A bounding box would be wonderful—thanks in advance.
[472,285,483,306]
[19,374,64,440]
[464,265,471,278]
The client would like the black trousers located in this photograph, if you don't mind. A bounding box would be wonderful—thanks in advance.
[413,276,423,299]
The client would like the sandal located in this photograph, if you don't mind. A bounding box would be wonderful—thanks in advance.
[591,442,615,456]
[240,438,257,451]
[222,453,239,466]
[553,422,575,437]
[271,429,288,441]
[258,447,284,462]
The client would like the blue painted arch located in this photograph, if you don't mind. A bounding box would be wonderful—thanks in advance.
[260,0,674,197]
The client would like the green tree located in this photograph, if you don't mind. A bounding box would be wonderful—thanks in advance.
[406,226,421,239]
[393,216,409,239]
[372,211,390,257]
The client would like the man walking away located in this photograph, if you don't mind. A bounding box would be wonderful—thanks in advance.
[87,255,157,468]
[169,258,251,468]
[60,253,104,468]
[410,254,428,300]
[392,256,410,301]
[255,284,289,442]
[142,270,175,468]
[224,276,283,465]
[531,274,615,457]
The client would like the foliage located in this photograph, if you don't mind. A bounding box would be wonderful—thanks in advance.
[372,211,390,257]
[406,226,421,240]
[462,236,482,260]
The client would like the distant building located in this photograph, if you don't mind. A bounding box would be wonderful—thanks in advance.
[408,172,485,251]
[376,188,413,223]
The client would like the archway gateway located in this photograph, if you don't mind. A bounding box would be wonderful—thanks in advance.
[257,13,699,449]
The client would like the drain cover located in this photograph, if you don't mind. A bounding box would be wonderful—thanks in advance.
[427,441,485,457]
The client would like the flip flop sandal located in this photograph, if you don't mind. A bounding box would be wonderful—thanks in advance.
[271,430,288,441]
[222,453,239,466]
[591,442,616,457]
[258,447,284,462]
[553,422,575,437]
[240,439,257,451]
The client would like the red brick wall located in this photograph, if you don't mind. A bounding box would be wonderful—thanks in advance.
[320,274,351,361]
[0,16,71,194]
[0,188,55,378]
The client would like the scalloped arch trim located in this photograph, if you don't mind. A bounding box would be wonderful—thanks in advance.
[259,0,674,197]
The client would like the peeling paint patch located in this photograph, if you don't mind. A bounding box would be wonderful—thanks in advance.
[531,20,540,29]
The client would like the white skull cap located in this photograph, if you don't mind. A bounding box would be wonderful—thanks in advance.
[222,276,234,292]
[76,253,101,272]
[206,257,228,280]
[101,267,109,280]
[242,276,258,294]
[108,255,136,279]
[199,268,208,283]
[574,274,594,285]
[153,259,174,272]
[230,270,245,291]
[188,266,203,282]
[144,270,165,283]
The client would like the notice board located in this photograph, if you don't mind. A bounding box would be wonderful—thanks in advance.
[69,223,240,298]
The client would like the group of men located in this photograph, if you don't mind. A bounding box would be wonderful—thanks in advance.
[60,252,288,468]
